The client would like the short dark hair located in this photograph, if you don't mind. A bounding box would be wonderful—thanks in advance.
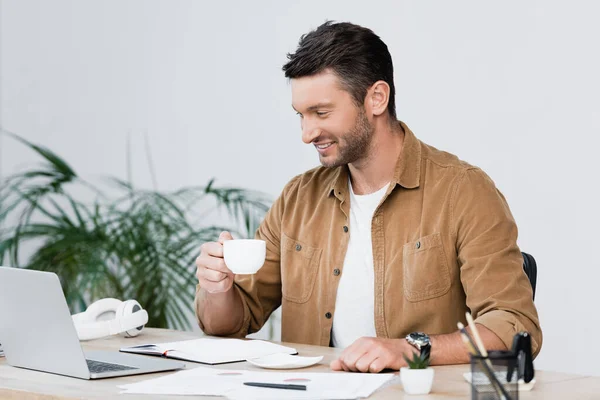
[283,21,397,119]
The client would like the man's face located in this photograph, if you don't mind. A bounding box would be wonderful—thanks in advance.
[291,70,373,168]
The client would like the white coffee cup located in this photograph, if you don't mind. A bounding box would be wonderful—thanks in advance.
[223,239,266,274]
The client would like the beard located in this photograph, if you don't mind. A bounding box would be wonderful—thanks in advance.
[320,107,373,168]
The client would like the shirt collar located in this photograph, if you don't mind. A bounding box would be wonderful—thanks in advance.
[328,120,421,200]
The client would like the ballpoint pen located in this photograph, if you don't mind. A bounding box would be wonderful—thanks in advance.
[243,382,307,391]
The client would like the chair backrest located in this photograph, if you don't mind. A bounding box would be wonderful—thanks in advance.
[521,252,537,300]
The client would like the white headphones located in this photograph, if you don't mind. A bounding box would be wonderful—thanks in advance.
[72,298,148,341]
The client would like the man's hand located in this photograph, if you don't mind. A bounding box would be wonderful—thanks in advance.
[195,231,236,294]
[330,337,416,373]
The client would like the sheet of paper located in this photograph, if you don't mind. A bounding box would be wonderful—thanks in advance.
[119,368,237,395]
[121,337,297,364]
[120,376,234,395]
[119,365,395,399]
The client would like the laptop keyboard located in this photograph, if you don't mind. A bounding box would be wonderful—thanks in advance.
[86,359,138,374]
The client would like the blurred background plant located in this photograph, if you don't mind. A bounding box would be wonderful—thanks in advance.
[0,131,272,331]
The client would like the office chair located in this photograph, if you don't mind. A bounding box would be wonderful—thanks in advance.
[521,252,537,300]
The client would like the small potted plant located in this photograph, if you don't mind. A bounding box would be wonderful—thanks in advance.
[400,351,434,395]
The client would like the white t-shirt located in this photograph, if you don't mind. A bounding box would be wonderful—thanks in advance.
[331,180,390,348]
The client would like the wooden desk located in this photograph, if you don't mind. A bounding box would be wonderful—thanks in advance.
[1,328,598,399]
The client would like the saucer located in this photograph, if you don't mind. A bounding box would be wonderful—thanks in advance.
[247,353,324,369]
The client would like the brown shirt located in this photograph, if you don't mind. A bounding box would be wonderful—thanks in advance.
[196,121,542,356]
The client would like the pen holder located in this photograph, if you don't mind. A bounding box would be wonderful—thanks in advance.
[470,351,519,400]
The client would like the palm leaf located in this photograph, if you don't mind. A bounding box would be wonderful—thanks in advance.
[2,129,77,182]
[0,132,272,330]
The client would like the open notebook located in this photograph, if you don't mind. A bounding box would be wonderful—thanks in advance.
[120,337,298,365]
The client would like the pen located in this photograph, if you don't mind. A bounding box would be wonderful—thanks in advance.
[458,323,508,400]
[243,382,307,391]
[461,316,512,400]
[464,313,489,358]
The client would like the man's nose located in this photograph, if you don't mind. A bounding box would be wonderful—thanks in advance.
[301,119,321,144]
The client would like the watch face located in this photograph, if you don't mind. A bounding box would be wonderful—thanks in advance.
[409,332,430,347]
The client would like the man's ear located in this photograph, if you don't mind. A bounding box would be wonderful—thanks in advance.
[365,80,391,117]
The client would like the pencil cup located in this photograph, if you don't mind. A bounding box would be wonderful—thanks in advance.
[470,351,519,400]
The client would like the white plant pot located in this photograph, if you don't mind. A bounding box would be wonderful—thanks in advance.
[400,367,435,395]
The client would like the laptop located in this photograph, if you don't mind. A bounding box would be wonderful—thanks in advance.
[0,267,185,379]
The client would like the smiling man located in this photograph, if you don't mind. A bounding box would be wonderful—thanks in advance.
[195,21,542,373]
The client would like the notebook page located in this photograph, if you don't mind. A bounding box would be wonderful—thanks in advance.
[122,337,297,364]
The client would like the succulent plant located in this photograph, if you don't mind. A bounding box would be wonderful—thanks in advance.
[403,351,431,369]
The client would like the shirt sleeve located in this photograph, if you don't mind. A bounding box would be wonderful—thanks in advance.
[195,176,300,338]
[451,168,543,357]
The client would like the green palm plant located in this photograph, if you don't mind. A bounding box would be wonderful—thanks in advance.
[0,132,271,330]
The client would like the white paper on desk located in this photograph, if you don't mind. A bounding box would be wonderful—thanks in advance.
[118,366,395,399]
[119,369,237,396]
[120,337,297,365]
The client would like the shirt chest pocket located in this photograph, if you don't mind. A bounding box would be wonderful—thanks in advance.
[402,232,451,302]
[281,233,322,304]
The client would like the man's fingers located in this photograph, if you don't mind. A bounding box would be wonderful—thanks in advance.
[331,338,396,373]
[332,352,385,373]
[331,357,351,372]
[368,358,384,373]
[340,343,370,372]
[195,235,236,294]
[218,231,234,244]
[354,352,378,373]
[197,267,228,283]
[204,256,232,274]
[330,359,343,371]
[196,253,232,274]
[200,242,224,258]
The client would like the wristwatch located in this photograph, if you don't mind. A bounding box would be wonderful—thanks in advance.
[406,332,431,359]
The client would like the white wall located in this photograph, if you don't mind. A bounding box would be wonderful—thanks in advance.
[1,0,599,376]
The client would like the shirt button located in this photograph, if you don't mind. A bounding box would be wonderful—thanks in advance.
[325,312,332,319]
[295,244,302,251]
[333,268,340,276]
[343,226,349,233]
[416,241,421,249]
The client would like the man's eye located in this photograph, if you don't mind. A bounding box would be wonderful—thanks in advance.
[296,112,303,118]
[316,111,329,117]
